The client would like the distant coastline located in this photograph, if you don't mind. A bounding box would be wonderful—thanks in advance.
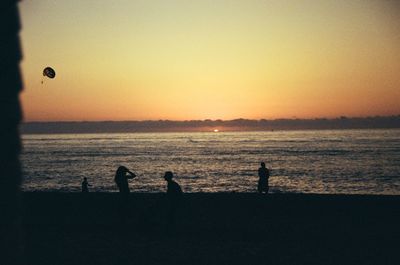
[21,115,400,134]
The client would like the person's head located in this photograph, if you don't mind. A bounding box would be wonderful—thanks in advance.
[83,177,87,181]
[261,162,266,168]
[164,171,173,181]
[116,166,128,175]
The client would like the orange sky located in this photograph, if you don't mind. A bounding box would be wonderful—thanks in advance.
[19,0,400,121]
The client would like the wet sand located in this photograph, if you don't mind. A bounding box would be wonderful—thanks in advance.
[22,192,399,265]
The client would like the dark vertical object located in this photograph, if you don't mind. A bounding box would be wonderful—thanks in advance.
[0,1,24,264]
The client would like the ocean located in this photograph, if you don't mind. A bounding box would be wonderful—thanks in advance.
[21,129,400,194]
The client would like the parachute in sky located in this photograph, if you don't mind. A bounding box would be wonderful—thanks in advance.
[43,67,56,79]
[41,67,56,84]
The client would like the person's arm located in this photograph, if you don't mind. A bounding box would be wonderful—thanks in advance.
[127,171,136,179]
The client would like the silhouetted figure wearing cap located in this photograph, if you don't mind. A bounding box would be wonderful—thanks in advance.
[115,166,136,196]
[81,177,91,193]
[258,162,270,194]
[164,171,183,233]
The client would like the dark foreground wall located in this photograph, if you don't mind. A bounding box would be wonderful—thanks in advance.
[0,2,23,265]
[23,193,400,265]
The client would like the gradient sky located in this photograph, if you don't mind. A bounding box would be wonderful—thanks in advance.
[19,0,400,121]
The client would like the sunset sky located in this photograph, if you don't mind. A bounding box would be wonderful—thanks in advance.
[19,0,400,121]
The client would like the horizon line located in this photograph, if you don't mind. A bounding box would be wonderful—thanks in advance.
[22,114,400,123]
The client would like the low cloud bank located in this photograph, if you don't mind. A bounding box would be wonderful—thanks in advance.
[21,116,400,134]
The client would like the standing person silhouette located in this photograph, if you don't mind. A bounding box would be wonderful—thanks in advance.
[164,171,183,233]
[81,177,91,192]
[258,162,270,194]
[114,166,136,196]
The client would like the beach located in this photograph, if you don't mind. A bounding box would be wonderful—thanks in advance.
[22,192,400,265]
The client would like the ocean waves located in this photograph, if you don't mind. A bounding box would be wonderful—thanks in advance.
[21,129,400,194]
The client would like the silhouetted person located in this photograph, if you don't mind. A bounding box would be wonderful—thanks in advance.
[81,177,91,192]
[164,171,183,232]
[115,166,136,195]
[258,162,270,194]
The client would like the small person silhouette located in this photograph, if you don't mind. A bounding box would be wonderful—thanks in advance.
[258,162,270,194]
[164,171,183,232]
[81,177,91,193]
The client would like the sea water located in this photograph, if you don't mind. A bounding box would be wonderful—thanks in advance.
[21,129,400,194]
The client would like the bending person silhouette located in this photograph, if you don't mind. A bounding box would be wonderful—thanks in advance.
[115,166,136,195]
[164,171,183,232]
[258,162,270,194]
[81,177,91,192]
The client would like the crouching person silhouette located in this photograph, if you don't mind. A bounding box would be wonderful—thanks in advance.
[81,177,91,193]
